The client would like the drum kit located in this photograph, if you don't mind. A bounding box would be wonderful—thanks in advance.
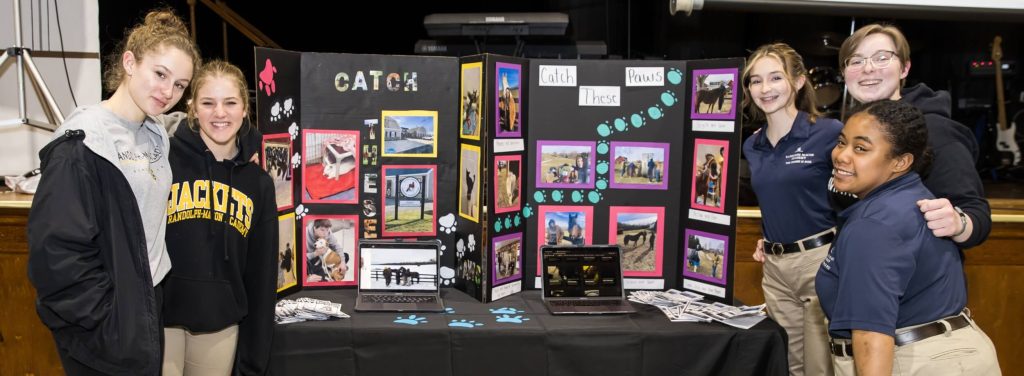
[804,32,847,119]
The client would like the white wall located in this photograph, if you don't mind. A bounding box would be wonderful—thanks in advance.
[0,0,100,176]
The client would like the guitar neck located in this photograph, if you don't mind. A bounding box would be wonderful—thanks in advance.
[994,37,1009,131]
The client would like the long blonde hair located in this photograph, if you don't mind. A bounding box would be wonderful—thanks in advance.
[186,60,252,134]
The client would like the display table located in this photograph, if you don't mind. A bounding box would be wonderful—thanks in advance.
[269,289,788,376]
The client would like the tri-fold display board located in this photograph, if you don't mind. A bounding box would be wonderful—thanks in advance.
[257,47,742,304]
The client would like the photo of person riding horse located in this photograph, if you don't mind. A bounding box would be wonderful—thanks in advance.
[691,68,739,120]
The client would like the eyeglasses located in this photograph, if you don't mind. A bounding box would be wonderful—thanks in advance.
[844,50,898,71]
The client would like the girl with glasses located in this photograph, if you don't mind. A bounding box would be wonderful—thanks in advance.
[837,24,990,249]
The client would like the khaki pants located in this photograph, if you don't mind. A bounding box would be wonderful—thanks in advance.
[163,325,239,376]
[832,313,1001,375]
[763,228,835,376]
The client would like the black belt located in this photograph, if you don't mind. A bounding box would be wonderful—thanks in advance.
[829,314,971,357]
[765,231,835,255]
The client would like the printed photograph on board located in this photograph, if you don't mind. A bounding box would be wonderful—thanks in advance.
[492,232,523,285]
[381,165,437,237]
[302,215,358,287]
[381,110,438,158]
[536,140,595,189]
[494,155,522,213]
[691,68,738,120]
[262,133,293,210]
[690,138,730,214]
[302,130,359,204]
[608,206,665,277]
[495,62,522,137]
[683,229,729,285]
[459,144,481,222]
[610,141,669,190]
[460,63,482,140]
[277,213,297,292]
[536,205,594,275]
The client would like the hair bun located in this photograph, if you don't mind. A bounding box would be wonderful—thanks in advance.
[143,9,188,35]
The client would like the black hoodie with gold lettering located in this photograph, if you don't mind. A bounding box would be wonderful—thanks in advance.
[164,119,277,375]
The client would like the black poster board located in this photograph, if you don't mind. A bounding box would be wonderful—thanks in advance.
[524,58,744,303]
[453,54,530,302]
[256,48,460,295]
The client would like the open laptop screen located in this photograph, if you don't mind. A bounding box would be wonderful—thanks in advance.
[359,242,439,292]
[542,246,624,298]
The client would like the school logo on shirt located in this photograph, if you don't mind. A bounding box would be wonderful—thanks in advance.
[166,180,254,237]
[785,144,813,165]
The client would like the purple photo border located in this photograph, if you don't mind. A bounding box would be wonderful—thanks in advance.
[690,68,738,120]
[535,140,596,189]
[491,232,524,286]
[682,228,730,285]
[495,62,522,138]
[609,141,669,190]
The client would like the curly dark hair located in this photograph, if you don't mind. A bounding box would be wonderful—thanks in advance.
[848,100,932,175]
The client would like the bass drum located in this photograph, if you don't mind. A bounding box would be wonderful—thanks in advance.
[809,67,843,110]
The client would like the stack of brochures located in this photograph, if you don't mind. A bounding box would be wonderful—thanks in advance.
[628,289,767,329]
[275,297,350,324]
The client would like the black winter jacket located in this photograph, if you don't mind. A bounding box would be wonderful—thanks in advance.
[28,129,163,375]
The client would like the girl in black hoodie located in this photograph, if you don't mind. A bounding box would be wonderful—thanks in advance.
[162,60,277,375]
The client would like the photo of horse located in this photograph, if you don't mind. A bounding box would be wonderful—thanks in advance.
[536,205,594,275]
[492,233,523,285]
[610,142,669,190]
[691,68,738,120]
[494,155,521,213]
[608,206,665,277]
[536,140,596,189]
[683,229,729,284]
[690,138,730,214]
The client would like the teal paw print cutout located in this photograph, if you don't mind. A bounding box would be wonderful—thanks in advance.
[596,140,610,155]
[495,314,530,324]
[494,219,503,232]
[394,315,428,325]
[550,190,564,203]
[533,191,546,203]
[667,68,683,85]
[596,160,609,175]
[489,307,525,315]
[513,213,522,227]
[522,204,534,218]
[571,190,586,203]
[597,122,613,137]
[444,307,455,314]
[661,90,679,107]
[587,190,603,204]
[449,319,484,328]
[595,177,609,190]
[504,216,512,229]
[613,118,629,132]
[630,113,646,128]
[647,105,664,120]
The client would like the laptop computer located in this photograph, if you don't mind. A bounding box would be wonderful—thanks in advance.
[541,245,637,315]
[354,240,445,312]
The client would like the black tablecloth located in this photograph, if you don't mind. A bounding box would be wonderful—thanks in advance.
[269,289,788,376]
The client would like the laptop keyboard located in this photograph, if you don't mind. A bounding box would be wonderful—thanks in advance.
[362,295,436,304]
[549,299,619,306]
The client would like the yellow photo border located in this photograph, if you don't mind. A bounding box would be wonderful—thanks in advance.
[380,110,439,158]
[276,212,298,293]
[460,62,483,141]
[458,143,482,223]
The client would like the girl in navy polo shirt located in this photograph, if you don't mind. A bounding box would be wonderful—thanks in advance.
[816,100,999,375]
[741,43,844,376]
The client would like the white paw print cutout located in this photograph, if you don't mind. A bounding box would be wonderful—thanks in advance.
[467,234,477,253]
[456,238,466,259]
[288,122,299,140]
[270,101,282,122]
[295,204,309,219]
[440,244,447,256]
[439,267,455,286]
[291,153,301,169]
[438,213,456,234]
[283,98,294,117]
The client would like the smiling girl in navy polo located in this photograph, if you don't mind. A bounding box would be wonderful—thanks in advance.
[741,43,843,376]
[816,100,999,375]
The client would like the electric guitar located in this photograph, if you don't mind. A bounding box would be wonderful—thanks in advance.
[993,36,1021,166]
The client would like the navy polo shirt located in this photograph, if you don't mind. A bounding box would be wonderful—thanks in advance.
[742,112,842,243]
[815,173,966,339]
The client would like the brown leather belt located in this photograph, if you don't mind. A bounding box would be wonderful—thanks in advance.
[765,231,835,255]
[829,313,971,357]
